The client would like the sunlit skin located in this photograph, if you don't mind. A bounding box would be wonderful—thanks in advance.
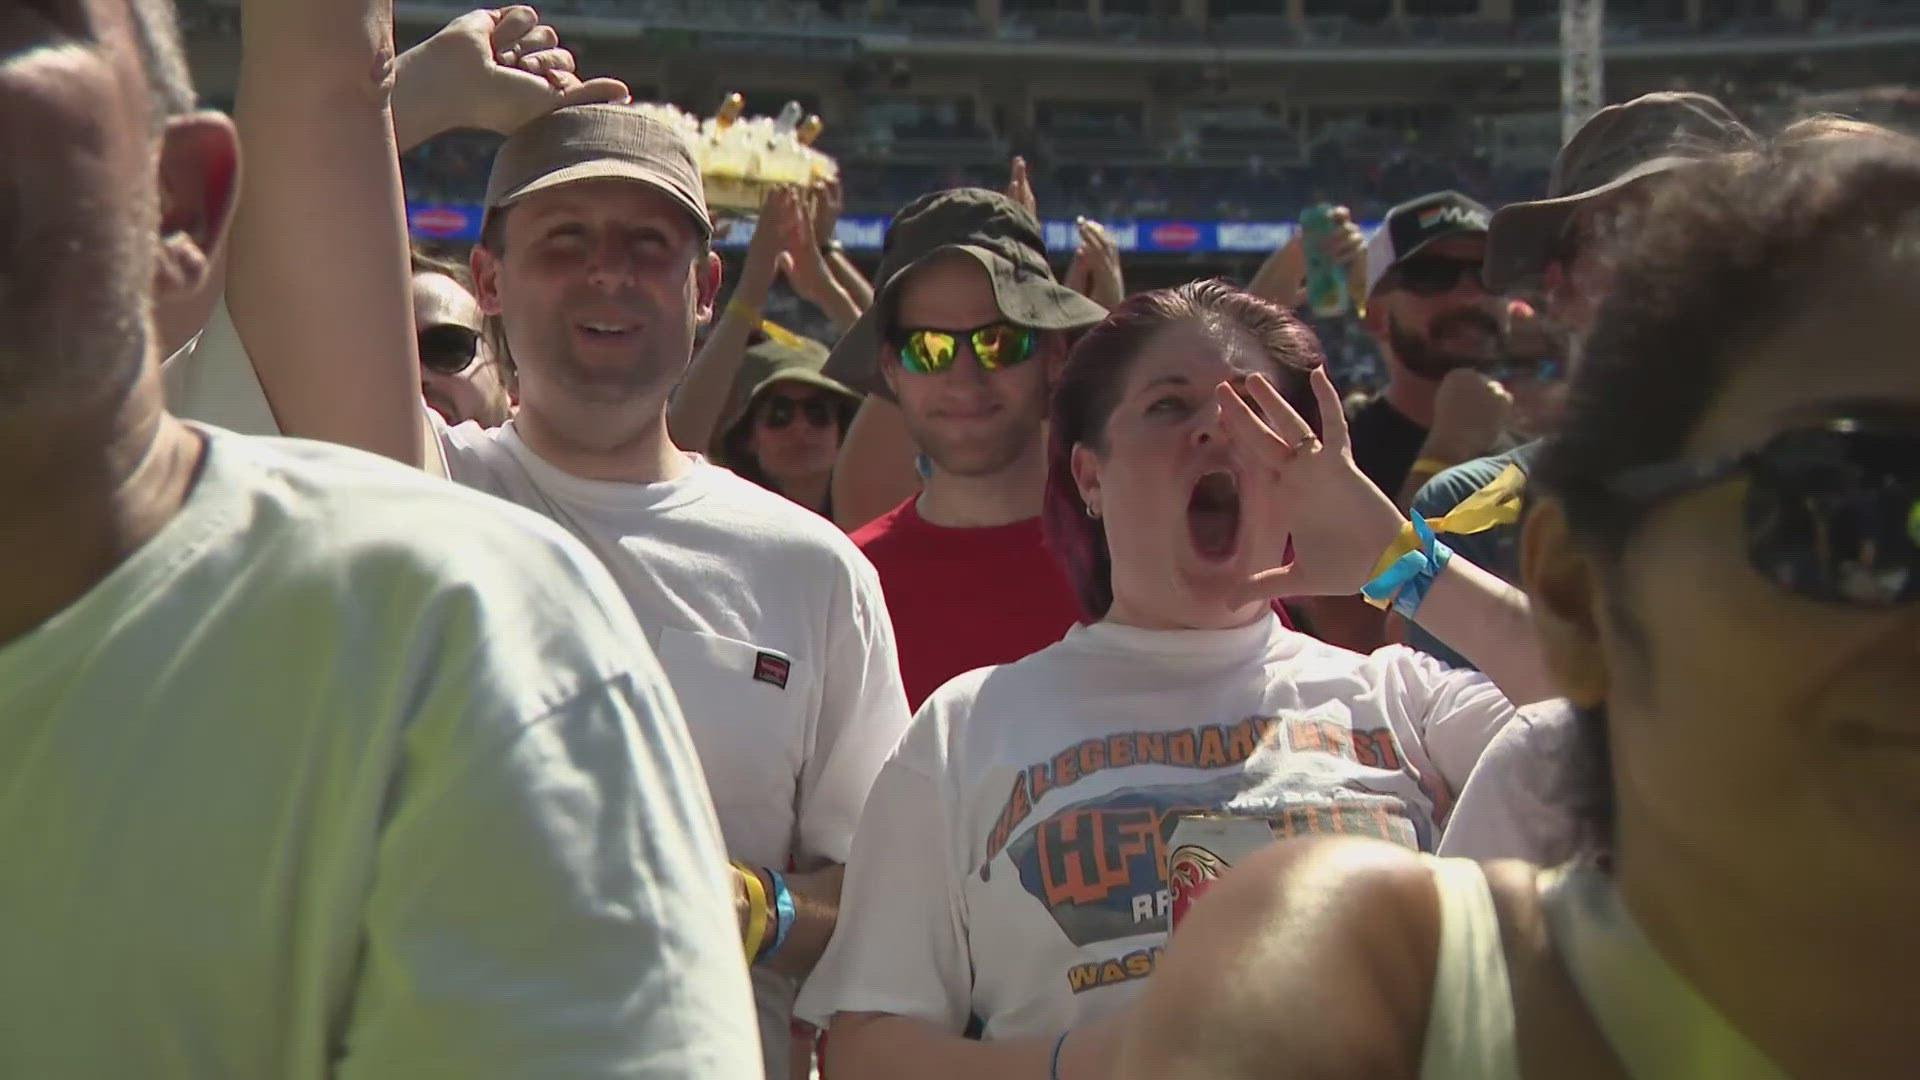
[882,253,1055,479]
[1366,235,1502,380]
[413,271,510,427]
[1563,268,1920,1080]
[472,177,721,475]
[1072,320,1287,631]
[745,381,843,492]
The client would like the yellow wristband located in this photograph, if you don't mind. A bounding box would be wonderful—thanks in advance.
[1364,522,1424,610]
[1410,457,1451,478]
[725,299,763,323]
[734,861,770,962]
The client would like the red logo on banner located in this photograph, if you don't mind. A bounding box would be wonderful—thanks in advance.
[1150,223,1201,250]
[412,207,471,237]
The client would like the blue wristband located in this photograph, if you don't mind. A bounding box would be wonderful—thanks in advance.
[761,868,796,961]
[1361,513,1454,619]
[1049,1030,1070,1080]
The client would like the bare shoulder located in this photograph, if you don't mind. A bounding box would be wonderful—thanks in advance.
[1116,838,1442,1080]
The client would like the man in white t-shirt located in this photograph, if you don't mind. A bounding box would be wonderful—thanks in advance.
[0,1,759,1076]
[226,94,912,1076]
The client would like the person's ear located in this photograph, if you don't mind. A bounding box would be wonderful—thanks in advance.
[152,112,240,303]
[472,244,504,316]
[1070,441,1104,519]
[1520,497,1610,707]
[1360,290,1389,338]
[695,249,724,325]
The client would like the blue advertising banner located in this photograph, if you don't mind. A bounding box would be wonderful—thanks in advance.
[407,203,1351,255]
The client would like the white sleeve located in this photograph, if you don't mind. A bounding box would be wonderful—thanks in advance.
[1382,646,1519,797]
[1438,701,1583,865]
[338,669,762,1079]
[794,753,970,1031]
[794,559,913,865]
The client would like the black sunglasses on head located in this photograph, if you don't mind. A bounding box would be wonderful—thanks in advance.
[1609,417,1920,605]
[418,324,481,376]
[1387,255,1486,297]
[761,394,837,430]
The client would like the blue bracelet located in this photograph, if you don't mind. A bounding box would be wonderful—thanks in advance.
[1360,512,1454,620]
[1049,1030,1070,1080]
[761,868,797,961]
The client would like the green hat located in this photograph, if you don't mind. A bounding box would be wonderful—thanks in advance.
[713,332,860,458]
[823,188,1109,399]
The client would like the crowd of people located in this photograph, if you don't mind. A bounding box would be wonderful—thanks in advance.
[8,1,1920,1078]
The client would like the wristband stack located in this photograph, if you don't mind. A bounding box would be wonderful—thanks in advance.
[1361,512,1454,619]
[733,861,797,965]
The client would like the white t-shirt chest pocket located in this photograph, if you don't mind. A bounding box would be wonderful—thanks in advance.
[655,627,810,819]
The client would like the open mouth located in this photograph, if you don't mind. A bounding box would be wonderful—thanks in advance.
[1187,470,1241,562]
[575,320,640,341]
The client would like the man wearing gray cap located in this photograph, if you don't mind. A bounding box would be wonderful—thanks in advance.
[298,101,910,1079]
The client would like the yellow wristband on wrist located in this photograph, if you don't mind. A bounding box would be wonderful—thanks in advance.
[1364,462,1530,608]
[1364,522,1426,609]
[734,861,769,962]
[725,298,763,323]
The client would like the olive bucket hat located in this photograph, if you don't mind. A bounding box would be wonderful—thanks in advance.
[823,188,1109,398]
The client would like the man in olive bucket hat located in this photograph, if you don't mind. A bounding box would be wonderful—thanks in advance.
[824,188,1109,711]
[1407,91,1751,676]
[714,331,862,519]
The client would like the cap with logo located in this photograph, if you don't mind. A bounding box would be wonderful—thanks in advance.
[1484,92,1746,293]
[1362,191,1494,302]
[483,103,713,241]
[823,188,1109,398]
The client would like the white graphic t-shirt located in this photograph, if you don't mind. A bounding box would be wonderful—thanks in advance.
[796,613,1515,1039]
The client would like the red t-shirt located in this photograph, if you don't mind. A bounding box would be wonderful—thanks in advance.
[852,498,1084,711]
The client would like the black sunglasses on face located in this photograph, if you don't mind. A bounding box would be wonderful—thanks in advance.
[418,324,481,376]
[761,394,837,430]
[1388,255,1487,297]
[1609,417,1920,605]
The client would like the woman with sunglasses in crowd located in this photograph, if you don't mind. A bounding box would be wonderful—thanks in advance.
[712,332,862,518]
[795,278,1561,1079]
[1119,132,1920,1079]
[411,246,514,430]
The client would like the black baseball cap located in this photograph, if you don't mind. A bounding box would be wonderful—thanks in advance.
[823,188,1109,398]
[1362,191,1493,301]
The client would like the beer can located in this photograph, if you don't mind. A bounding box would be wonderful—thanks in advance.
[1165,813,1280,934]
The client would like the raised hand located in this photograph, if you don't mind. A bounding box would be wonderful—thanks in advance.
[783,187,845,306]
[1422,366,1513,464]
[1006,156,1038,220]
[811,178,845,248]
[1217,367,1407,604]
[739,185,799,295]
[1067,217,1125,308]
[392,6,631,150]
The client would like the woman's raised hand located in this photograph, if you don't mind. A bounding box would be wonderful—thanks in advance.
[1216,367,1407,605]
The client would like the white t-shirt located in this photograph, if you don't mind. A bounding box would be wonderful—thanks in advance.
[0,426,760,1078]
[435,416,912,1072]
[795,614,1515,1039]
[1437,700,1583,865]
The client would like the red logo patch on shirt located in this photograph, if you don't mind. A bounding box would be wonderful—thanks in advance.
[754,652,791,690]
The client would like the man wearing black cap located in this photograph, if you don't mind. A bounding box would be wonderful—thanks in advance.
[1347,190,1515,509]
[821,187,1110,711]
[1407,91,1751,677]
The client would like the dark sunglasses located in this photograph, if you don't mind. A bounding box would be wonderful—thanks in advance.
[1388,255,1486,297]
[761,394,837,430]
[418,324,481,376]
[893,322,1038,375]
[1609,417,1920,605]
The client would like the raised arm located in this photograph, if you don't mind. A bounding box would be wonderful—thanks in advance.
[227,4,622,467]
[227,0,421,464]
[831,396,922,532]
[1221,369,1556,705]
[669,186,799,452]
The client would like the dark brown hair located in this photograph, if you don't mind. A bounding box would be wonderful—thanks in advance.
[1042,279,1326,621]
[1533,127,1920,854]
